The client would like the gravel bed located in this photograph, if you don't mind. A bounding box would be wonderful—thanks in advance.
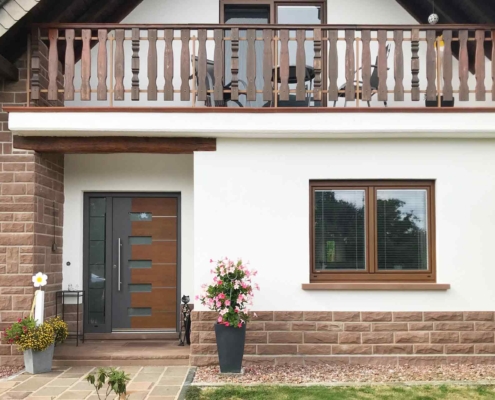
[0,366,23,380]
[194,364,495,385]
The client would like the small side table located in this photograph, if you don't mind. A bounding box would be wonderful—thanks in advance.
[55,290,85,346]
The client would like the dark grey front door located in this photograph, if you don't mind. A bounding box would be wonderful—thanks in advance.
[84,193,179,334]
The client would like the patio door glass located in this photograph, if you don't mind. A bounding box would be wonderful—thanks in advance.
[276,4,323,106]
[224,5,270,107]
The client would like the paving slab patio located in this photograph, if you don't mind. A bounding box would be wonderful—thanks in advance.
[0,366,190,400]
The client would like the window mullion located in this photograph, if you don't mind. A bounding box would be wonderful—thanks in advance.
[368,186,376,274]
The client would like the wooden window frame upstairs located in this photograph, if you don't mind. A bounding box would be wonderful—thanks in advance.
[220,0,327,24]
[310,180,436,283]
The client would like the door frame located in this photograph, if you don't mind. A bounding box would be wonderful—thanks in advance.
[83,192,181,334]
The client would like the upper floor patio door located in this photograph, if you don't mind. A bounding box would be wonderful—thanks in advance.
[221,0,326,107]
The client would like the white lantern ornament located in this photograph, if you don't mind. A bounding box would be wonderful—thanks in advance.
[428,13,439,25]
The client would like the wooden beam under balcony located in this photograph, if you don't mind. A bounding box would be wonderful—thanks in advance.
[13,136,216,154]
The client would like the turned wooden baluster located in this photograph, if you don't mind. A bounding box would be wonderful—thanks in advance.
[197,29,207,102]
[345,30,354,101]
[64,29,75,101]
[131,28,140,101]
[180,29,190,101]
[442,30,453,102]
[458,30,469,101]
[47,28,59,101]
[475,30,486,101]
[246,29,256,102]
[361,30,371,103]
[114,29,125,101]
[164,29,174,101]
[148,29,157,101]
[393,30,404,101]
[97,29,108,101]
[411,28,420,101]
[81,29,92,101]
[230,28,239,101]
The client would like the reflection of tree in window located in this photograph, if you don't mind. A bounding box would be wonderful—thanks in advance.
[314,190,365,271]
[377,194,428,271]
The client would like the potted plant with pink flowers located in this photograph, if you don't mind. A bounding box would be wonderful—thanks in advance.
[197,258,259,373]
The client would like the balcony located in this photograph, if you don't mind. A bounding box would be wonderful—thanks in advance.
[25,23,495,110]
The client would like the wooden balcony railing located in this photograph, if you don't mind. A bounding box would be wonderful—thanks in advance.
[28,23,495,109]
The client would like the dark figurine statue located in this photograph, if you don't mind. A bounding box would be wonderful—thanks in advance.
[178,295,191,346]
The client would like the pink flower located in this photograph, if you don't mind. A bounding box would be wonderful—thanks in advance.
[217,316,223,323]
[218,293,225,300]
[238,322,243,328]
[217,280,223,285]
[255,283,260,291]
[241,282,248,289]
[252,269,258,276]
[224,322,230,327]
[210,259,214,263]
[225,300,231,306]
[216,301,221,307]
[195,295,199,301]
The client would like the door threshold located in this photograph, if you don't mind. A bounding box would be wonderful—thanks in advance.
[85,332,179,340]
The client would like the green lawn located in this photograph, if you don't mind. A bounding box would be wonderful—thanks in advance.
[186,385,495,400]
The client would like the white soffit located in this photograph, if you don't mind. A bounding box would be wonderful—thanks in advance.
[8,111,495,139]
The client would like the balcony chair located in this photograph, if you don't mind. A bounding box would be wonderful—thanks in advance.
[191,56,250,107]
[333,44,391,107]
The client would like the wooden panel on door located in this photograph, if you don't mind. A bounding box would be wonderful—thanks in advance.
[131,241,176,263]
[131,265,176,287]
[132,218,177,240]
[131,198,177,216]
[128,197,177,330]
[131,288,176,311]
[131,312,176,329]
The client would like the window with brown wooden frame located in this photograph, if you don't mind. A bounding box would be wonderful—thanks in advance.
[310,180,436,283]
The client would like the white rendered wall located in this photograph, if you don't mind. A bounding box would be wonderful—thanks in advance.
[194,138,495,311]
[63,154,194,297]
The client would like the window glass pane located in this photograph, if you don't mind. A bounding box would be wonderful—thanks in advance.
[377,189,428,270]
[89,265,105,289]
[89,240,105,265]
[129,236,152,245]
[89,217,105,240]
[88,197,106,326]
[89,198,106,217]
[130,212,152,221]
[128,308,152,316]
[129,284,152,293]
[129,260,152,269]
[314,190,366,270]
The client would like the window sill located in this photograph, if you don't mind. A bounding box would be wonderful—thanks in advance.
[302,283,451,291]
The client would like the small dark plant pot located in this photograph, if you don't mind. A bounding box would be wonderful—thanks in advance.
[425,95,455,107]
[215,323,246,373]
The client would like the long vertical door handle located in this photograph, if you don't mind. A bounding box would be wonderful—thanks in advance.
[118,237,122,291]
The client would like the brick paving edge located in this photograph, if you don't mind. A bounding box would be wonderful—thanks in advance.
[178,367,197,400]
[192,379,495,388]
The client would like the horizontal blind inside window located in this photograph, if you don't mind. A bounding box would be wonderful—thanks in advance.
[376,189,428,271]
[314,190,365,270]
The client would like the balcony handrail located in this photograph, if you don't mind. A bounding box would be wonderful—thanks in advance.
[31,23,495,30]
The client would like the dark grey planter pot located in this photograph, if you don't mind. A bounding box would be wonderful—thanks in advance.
[23,343,54,374]
[215,323,246,373]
